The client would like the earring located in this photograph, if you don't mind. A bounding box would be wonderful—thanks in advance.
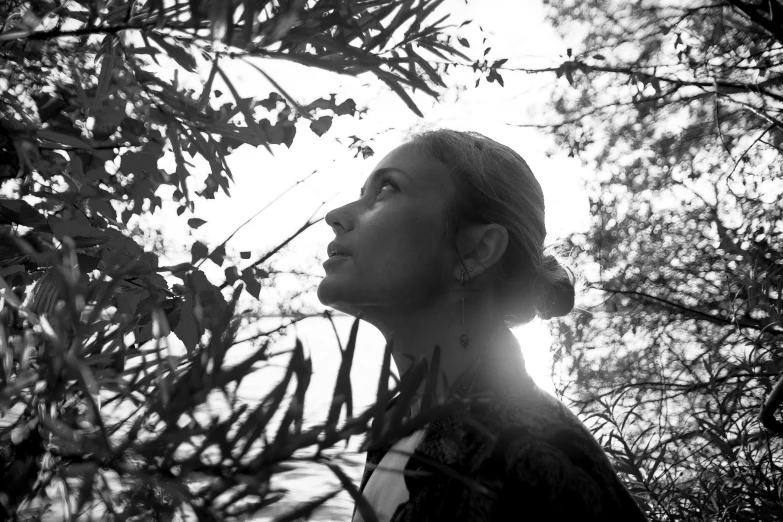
[459,268,474,349]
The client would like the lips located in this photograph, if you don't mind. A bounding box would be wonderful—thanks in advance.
[327,241,351,258]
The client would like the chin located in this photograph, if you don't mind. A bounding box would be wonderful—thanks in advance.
[317,282,365,319]
[316,277,337,304]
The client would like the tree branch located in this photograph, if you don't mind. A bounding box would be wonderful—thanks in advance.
[18,23,156,41]
[588,283,783,336]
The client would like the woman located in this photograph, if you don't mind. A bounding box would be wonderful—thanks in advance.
[317,129,647,522]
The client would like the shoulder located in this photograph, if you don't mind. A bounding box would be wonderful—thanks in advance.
[466,382,647,521]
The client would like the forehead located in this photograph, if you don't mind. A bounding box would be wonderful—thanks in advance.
[371,142,454,194]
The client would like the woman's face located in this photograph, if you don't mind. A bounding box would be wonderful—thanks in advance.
[317,142,457,320]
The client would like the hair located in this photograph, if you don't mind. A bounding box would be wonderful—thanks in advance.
[407,128,575,327]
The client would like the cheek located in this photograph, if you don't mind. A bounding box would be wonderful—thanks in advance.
[361,209,448,289]
[318,204,450,309]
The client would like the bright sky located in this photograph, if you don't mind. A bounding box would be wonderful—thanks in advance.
[0,0,592,420]
[136,0,593,404]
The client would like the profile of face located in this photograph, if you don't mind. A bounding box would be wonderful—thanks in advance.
[317,142,458,324]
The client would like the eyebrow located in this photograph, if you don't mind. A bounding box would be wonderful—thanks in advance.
[359,168,412,197]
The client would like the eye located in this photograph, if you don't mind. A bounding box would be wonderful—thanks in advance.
[378,176,397,192]
[360,173,397,197]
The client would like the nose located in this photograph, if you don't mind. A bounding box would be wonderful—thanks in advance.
[325,201,354,234]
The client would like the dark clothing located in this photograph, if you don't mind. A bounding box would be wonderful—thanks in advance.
[355,325,648,521]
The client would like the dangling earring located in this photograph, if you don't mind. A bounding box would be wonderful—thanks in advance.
[459,268,474,349]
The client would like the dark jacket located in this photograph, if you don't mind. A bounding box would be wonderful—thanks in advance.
[355,326,648,521]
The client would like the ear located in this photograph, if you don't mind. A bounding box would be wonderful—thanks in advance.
[453,223,509,279]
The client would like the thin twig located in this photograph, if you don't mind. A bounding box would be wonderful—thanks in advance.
[195,168,322,270]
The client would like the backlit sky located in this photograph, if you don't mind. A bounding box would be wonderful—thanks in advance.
[141,0,593,399]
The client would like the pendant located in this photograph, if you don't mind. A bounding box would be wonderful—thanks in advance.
[459,333,469,348]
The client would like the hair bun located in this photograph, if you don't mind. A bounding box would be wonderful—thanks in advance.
[534,255,575,319]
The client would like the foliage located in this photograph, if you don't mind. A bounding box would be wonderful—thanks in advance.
[0,0,492,519]
[536,0,783,520]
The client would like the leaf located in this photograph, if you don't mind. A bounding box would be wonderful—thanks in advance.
[243,61,312,119]
[88,197,116,220]
[387,357,428,436]
[147,33,198,72]
[209,0,231,43]
[94,35,116,106]
[326,314,362,428]
[379,77,423,117]
[38,129,93,150]
[76,254,101,272]
[233,347,296,456]
[75,463,97,514]
[0,323,11,382]
[242,0,255,46]
[241,267,261,299]
[187,218,207,229]
[127,46,161,56]
[309,116,332,137]
[65,351,101,412]
[280,120,296,148]
[120,143,162,176]
[49,218,110,245]
[224,266,239,285]
[215,65,270,149]
[270,489,342,522]
[70,65,90,108]
[335,99,357,116]
[271,339,311,441]
[116,289,145,318]
[191,241,208,263]
[119,117,146,137]
[151,307,171,338]
[260,118,286,145]
[372,337,395,443]
[648,447,666,479]
[258,92,284,111]
[11,419,38,446]
[0,199,50,231]
[303,95,358,117]
[458,37,469,47]
[418,36,470,61]
[208,244,226,267]
[0,265,23,277]
[173,296,199,353]
[326,463,379,522]
[0,30,34,42]
[198,57,220,111]
[28,268,62,318]
[593,54,606,60]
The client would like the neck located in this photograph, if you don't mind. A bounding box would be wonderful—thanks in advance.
[364,287,508,402]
